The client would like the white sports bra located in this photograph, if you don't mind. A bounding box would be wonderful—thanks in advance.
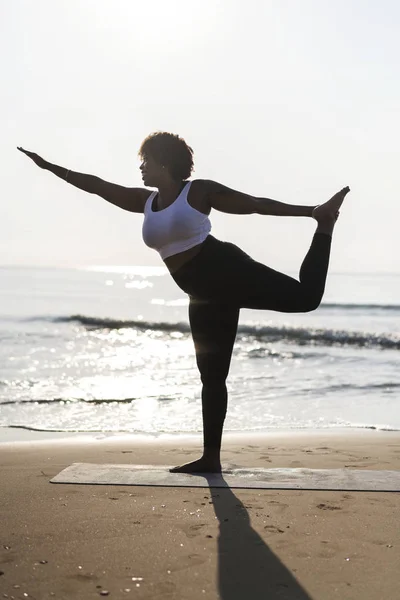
[142,181,211,260]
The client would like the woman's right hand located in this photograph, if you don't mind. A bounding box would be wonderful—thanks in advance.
[17,147,47,169]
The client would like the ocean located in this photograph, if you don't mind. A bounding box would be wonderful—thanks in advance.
[1,265,399,441]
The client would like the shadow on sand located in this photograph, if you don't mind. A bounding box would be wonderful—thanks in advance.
[198,472,312,600]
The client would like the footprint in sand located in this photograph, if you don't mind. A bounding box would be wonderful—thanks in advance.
[70,573,100,583]
[181,523,207,538]
[263,525,285,534]
[168,553,206,573]
[317,503,341,511]
[268,500,289,510]
[317,548,337,559]
[258,455,272,462]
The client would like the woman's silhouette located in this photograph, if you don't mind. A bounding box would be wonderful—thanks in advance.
[18,132,350,474]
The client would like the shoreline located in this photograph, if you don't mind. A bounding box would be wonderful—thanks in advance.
[0,425,398,448]
[0,427,400,451]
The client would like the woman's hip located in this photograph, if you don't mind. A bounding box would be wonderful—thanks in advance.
[171,235,255,301]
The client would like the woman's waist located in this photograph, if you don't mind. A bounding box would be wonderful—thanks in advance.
[167,235,219,276]
[164,242,207,274]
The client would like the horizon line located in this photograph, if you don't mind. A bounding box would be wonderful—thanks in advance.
[0,264,399,277]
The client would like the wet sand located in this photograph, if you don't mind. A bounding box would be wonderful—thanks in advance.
[1,430,399,599]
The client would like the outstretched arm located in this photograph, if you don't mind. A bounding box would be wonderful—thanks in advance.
[17,147,150,213]
[202,179,316,217]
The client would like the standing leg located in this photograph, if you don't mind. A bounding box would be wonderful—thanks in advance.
[169,299,240,473]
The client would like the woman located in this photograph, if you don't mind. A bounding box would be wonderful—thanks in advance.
[18,132,350,473]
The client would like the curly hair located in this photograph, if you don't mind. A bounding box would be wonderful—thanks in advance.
[138,132,194,180]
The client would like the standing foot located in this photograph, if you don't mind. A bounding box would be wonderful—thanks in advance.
[169,456,222,474]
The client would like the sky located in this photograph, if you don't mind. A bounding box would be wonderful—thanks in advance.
[1,0,400,273]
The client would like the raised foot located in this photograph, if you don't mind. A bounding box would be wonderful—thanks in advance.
[312,186,350,223]
[169,456,222,474]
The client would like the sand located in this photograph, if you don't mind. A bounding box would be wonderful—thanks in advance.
[1,430,399,599]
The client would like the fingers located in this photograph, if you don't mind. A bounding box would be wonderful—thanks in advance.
[17,147,35,158]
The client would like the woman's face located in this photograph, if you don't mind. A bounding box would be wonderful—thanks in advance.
[139,154,165,187]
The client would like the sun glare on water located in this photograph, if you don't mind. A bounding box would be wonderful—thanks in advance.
[79,265,168,276]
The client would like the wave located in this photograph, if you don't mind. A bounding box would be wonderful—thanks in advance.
[0,397,147,406]
[2,380,399,407]
[22,314,400,350]
[0,424,128,433]
[245,348,323,359]
[1,423,399,434]
[252,326,400,350]
[321,302,400,311]
[241,325,400,350]
[308,382,400,394]
[342,424,400,432]
[52,314,192,332]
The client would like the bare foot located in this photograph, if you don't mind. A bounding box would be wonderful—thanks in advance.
[312,186,350,223]
[169,456,222,474]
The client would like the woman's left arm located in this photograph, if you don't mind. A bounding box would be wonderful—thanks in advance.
[202,179,315,217]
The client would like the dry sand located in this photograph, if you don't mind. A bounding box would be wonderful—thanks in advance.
[1,430,399,600]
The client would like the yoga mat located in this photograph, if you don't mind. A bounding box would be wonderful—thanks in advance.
[50,463,400,491]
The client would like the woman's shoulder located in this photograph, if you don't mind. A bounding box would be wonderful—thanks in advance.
[189,179,214,198]
[187,179,212,214]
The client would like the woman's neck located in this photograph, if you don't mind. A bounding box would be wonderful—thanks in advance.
[157,180,185,205]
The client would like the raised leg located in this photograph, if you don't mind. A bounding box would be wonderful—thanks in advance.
[221,187,350,312]
[169,300,240,473]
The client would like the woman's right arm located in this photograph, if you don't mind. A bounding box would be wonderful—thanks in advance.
[17,147,150,213]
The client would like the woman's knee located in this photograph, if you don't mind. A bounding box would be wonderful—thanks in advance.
[196,347,233,386]
[198,362,229,388]
[285,288,322,313]
[200,371,228,387]
[299,293,322,312]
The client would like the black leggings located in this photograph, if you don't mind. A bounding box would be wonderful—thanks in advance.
[171,232,332,452]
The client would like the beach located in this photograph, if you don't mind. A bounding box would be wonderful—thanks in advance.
[1,268,400,598]
[1,430,399,599]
